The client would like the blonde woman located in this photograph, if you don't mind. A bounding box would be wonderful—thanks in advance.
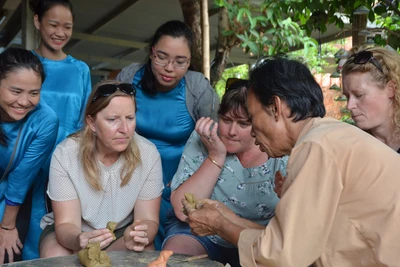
[39,81,163,257]
[342,46,400,153]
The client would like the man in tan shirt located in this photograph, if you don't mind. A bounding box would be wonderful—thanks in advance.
[183,57,400,266]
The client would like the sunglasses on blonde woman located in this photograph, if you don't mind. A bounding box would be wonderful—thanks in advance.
[351,50,384,73]
[92,83,136,103]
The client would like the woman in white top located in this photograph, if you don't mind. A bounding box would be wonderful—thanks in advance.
[39,81,163,257]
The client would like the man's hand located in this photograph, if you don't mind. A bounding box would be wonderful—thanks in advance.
[182,198,226,236]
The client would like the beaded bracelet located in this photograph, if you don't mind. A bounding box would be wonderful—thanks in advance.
[208,155,222,169]
[1,225,16,231]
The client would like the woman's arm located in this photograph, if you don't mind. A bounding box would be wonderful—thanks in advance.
[124,196,161,251]
[52,199,83,251]
[0,109,58,263]
[171,118,227,222]
[52,199,112,252]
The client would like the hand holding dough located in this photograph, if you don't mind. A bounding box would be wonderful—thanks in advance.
[181,192,197,216]
[106,221,117,241]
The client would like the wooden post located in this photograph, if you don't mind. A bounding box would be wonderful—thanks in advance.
[21,0,39,50]
[352,14,367,46]
[201,0,210,79]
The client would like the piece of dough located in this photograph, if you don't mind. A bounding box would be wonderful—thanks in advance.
[106,221,117,240]
[148,250,174,267]
[77,242,111,267]
[181,192,197,216]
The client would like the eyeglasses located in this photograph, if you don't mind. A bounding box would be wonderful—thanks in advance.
[92,83,136,103]
[351,50,384,73]
[225,78,250,92]
[151,48,190,69]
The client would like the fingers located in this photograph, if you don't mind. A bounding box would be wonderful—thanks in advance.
[84,229,112,248]
[124,221,150,251]
[0,248,3,265]
[133,223,148,232]
[182,198,196,214]
[16,239,23,250]
[129,229,148,238]
[195,117,216,139]
[6,247,14,263]
[99,236,114,249]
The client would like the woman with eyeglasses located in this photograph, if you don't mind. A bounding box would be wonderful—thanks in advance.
[116,20,220,248]
[38,81,163,258]
[161,79,287,267]
[342,47,400,153]
[0,48,58,264]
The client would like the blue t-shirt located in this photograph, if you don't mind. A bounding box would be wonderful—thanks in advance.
[0,103,58,215]
[32,51,92,145]
[133,68,195,189]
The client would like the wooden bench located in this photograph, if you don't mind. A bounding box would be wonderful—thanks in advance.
[3,250,224,267]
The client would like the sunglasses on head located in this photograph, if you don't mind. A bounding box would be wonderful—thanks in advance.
[92,83,136,103]
[351,50,384,73]
[225,78,250,92]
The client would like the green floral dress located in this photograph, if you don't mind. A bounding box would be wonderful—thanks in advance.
[171,130,288,247]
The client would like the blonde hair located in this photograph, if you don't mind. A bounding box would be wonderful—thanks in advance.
[71,80,141,191]
[342,46,400,137]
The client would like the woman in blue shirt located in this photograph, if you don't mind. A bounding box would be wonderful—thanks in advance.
[0,48,58,264]
[26,0,91,259]
[116,20,220,248]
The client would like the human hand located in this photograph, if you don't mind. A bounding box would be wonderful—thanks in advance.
[0,228,22,264]
[195,117,226,159]
[78,228,113,250]
[124,220,149,251]
[182,198,223,236]
[274,171,286,198]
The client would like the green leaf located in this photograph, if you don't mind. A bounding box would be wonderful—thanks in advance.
[266,8,274,20]
[249,29,261,39]
[247,41,259,56]
[222,30,235,36]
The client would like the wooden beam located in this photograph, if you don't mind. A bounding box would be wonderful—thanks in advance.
[91,70,110,76]
[65,0,142,51]
[91,47,137,70]
[72,32,147,49]
[72,53,133,68]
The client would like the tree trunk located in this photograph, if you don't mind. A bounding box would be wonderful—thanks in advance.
[179,0,203,72]
[201,0,210,79]
[210,0,236,86]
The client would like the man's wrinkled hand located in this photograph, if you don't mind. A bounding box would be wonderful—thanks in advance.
[182,198,225,236]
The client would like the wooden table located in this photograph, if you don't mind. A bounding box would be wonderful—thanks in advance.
[3,250,224,267]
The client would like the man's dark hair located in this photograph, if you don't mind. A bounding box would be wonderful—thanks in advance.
[250,56,326,121]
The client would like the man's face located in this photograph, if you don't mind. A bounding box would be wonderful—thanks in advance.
[247,88,289,158]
